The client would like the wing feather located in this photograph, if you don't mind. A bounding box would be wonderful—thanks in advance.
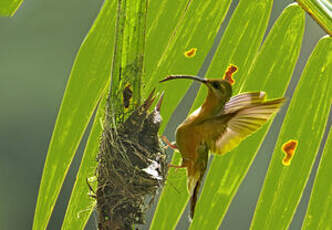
[223,92,266,114]
[211,94,285,155]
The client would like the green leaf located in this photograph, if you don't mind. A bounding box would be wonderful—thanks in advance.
[153,0,275,228]
[303,125,332,230]
[32,1,117,229]
[296,0,332,35]
[191,0,274,119]
[145,0,232,133]
[150,0,236,228]
[108,0,147,115]
[144,0,200,100]
[189,4,305,230]
[0,0,23,17]
[61,90,107,230]
[251,36,332,230]
[145,0,194,85]
[62,0,148,228]
[61,3,236,227]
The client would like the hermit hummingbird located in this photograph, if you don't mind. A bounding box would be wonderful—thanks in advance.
[160,66,285,219]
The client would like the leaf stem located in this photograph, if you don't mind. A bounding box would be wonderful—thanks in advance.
[295,0,332,36]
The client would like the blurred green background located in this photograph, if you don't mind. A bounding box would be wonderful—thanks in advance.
[0,0,327,229]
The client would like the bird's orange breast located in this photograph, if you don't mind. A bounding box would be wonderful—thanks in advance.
[176,123,200,167]
[175,120,217,166]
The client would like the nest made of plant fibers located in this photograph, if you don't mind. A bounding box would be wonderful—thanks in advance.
[95,92,167,230]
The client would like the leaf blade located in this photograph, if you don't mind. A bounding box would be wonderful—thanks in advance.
[190,4,305,230]
[32,1,117,229]
[190,0,275,127]
[152,0,283,228]
[61,90,107,230]
[62,0,149,228]
[251,36,332,230]
[0,0,23,16]
[296,0,332,35]
[150,0,234,229]
[303,124,332,230]
[145,0,232,133]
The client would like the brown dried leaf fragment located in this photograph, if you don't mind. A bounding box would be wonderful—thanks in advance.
[184,48,197,58]
[282,139,298,166]
[223,64,238,85]
[122,84,133,109]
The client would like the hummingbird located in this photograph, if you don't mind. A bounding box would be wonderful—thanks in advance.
[160,66,285,219]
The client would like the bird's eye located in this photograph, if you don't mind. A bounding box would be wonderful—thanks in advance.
[211,82,220,89]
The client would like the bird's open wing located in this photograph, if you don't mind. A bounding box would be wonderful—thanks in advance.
[223,92,266,113]
[211,92,285,155]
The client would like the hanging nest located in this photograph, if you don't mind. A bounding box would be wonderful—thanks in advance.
[95,91,168,230]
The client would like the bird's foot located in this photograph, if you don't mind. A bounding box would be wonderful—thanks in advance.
[162,136,178,149]
[168,164,186,168]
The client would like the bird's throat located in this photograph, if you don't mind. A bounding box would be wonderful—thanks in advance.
[195,90,222,122]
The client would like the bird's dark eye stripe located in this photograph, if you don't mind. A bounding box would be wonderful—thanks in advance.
[212,82,220,89]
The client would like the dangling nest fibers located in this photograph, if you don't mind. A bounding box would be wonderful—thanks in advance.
[96,92,167,230]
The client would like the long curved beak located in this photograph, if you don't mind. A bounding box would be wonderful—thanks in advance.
[159,75,208,84]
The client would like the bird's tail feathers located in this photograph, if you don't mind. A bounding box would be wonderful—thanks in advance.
[189,176,202,220]
[188,170,206,220]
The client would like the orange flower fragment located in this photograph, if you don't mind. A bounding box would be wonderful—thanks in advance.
[282,139,298,166]
[223,65,238,85]
[184,48,197,58]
